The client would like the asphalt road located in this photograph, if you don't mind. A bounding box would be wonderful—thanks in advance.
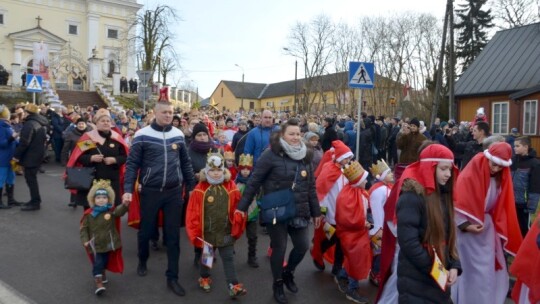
[0,161,377,304]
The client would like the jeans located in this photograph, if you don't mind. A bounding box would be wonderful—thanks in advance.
[266,221,310,281]
[137,186,182,281]
[200,245,238,285]
[92,253,109,276]
[23,167,41,204]
[52,137,63,162]
[338,268,359,291]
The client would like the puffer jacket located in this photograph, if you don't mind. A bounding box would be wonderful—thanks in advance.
[512,149,540,212]
[124,121,196,193]
[14,113,48,168]
[396,179,461,304]
[237,133,321,220]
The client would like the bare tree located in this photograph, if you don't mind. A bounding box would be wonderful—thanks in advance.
[285,14,335,113]
[491,0,540,28]
[160,56,178,86]
[130,5,180,83]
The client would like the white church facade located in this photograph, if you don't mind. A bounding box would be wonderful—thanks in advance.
[0,0,142,91]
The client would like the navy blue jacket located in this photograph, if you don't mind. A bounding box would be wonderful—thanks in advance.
[511,149,540,212]
[124,122,196,193]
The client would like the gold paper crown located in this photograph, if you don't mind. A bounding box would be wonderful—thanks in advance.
[223,151,234,160]
[342,161,365,184]
[370,159,391,179]
[238,154,253,168]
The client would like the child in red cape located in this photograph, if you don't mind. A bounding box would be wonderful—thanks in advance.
[80,179,129,296]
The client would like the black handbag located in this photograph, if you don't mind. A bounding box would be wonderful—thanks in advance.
[65,167,95,191]
[260,166,299,225]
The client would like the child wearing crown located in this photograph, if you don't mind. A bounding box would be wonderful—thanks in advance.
[223,151,237,181]
[235,153,260,268]
[334,161,372,303]
[367,159,394,286]
[80,179,129,296]
[186,152,247,298]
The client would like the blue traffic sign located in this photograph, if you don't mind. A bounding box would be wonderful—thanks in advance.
[26,74,43,93]
[348,62,375,89]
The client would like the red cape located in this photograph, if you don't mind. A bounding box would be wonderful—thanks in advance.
[335,185,371,280]
[315,162,342,202]
[65,130,129,197]
[454,152,523,256]
[80,208,124,273]
[185,180,244,248]
[510,218,540,303]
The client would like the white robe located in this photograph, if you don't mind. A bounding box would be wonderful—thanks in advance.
[452,178,509,304]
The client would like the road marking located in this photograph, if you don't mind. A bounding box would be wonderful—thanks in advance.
[0,280,36,304]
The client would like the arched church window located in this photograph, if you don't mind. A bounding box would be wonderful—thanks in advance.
[27,60,34,74]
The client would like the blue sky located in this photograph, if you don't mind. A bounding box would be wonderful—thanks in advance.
[141,0,448,98]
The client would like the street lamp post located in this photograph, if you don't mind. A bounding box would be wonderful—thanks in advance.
[283,48,298,114]
[235,64,244,112]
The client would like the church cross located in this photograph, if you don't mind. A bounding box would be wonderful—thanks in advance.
[36,16,42,27]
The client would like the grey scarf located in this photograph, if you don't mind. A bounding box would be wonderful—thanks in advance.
[279,138,307,160]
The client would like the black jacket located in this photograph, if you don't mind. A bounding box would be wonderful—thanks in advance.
[237,134,321,220]
[396,179,461,304]
[14,113,48,168]
[321,124,337,152]
[458,140,483,170]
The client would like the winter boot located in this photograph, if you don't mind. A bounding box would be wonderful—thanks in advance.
[248,255,259,268]
[94,275,106,295]
[282,270,298,293]
[0,188,10,209]
[6,185,21,206]
[273,280,288,304]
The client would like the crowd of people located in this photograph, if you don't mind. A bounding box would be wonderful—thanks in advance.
[0,99,539,304]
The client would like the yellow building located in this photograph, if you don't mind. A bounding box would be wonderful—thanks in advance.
[0,0,141,89]
[210,71,405,116]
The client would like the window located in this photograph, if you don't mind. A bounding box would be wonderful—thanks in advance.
[249,101,254,109]
[68,24,78,35]
[523,100,538,135]
[492,102,509,135]
[107,29,118,39]
[0,14,4,25]
[221,87,223,97]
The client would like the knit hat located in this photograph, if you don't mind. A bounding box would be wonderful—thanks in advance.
[93,108,111,123]
[332,140,353,163]
[483,142,512,167]
[409,118,420,128]
[226,117,234,124]
[342,161,368,187]
[87,179,115,207]
[304,131,319,141]
[25,103,40,114]
[0,105,10,120]
[192,122,209,137]
[76,118,86,124]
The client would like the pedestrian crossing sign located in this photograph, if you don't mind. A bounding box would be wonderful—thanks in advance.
[26,74,43,93]
[349,62,375,89]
